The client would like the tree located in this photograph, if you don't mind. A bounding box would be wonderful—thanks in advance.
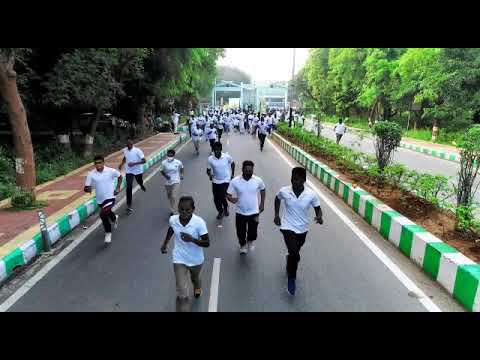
[0,48,36,196]
[44,48,124,157]
[372,121,402,183]
[217,65,251,84]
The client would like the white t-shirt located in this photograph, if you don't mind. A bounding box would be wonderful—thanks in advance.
[122,146,145,175]
[161,158,183,185]
[258,122,269,135]
[196,117,205,126]
[227,175,266,216]
[276,186,321,234]
[170,214,208,267]
[85,166,121,204]
[206,127,218,140]
[172,113,180,124]
[191,126,203,141]
[208,153,234,184]
[335,123,346,135]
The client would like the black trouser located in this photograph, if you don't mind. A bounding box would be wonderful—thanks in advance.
[336,134,343,144]
[281,229,308,280]
[212,182,229,214]
[235,213,259,246]
[217,128,223,140]
[99,198,117,233]
[209,139,216,151]
[258,133,266,149]
[126,173,144,207]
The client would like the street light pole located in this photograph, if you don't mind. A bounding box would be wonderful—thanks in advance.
[288,48,296,127]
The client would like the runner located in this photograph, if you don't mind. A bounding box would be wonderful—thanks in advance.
[161,196,210,312]
[274,167,323,295]
[172,110,180,134]
[216,115,225,141]
[207,142,235,220]
[118,138,146,215]
[84,155,123,244]
[161,149,184,217]
[227,160,266,254]
[188,114,196,137]
[334,118,346,144]
[191,123,203,155]
[205,123,218,152]
[257,118,269,152]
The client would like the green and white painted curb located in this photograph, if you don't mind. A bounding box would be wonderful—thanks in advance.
[0,133,187,286]
[399,142,462,164]
[273,131,480,312]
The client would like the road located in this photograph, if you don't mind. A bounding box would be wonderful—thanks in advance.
[0,132,465,311]
[304,119,480,206]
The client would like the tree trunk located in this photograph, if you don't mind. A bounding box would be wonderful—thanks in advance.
[432,118,439,142]
[0,53,36,194]
[56,134,71,150]
[83,110,101,158]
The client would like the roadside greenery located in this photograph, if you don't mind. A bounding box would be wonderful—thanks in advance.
[276,123,478,233]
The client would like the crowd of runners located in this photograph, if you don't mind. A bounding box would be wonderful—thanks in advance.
[83,107,325,311]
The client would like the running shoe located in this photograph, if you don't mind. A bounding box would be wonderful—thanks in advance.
[104,233,112,244]
[287,278,296,296]
[247,241,255,251]
[239,245,248,254]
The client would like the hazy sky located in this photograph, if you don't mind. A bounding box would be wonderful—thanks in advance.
[217,48,310,83]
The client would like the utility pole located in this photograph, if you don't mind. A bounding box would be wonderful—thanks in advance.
[288,48,296,127]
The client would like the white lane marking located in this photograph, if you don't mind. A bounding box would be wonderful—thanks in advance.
[208,257,221,312]
[0,139,191,312]
[267,138,441,312]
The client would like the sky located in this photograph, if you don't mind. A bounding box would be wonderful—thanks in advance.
[217,48,310,83]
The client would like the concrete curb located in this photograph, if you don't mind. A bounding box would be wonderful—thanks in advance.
[272,131,480,312]
[0,133,188,286]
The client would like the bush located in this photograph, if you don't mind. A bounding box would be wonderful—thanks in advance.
[456,125,480,208]
[372,121,402,172]
[10,188,39,209]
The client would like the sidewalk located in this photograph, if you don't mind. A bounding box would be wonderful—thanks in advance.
[0,132,178,260]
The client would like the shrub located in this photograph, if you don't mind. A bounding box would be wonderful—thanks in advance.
[372,121,402,172]
[456,125,480,208]
[10,188,39,209]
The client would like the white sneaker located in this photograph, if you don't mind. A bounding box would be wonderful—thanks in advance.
[247,241,255,251]
[114,215,119,229]
[239,245,248,254]
[104,233,112,244]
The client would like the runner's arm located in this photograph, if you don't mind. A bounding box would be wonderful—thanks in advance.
[314,205,323,224]
[118,156,126,170]
[259,189,266,212]
[182,232,210,248]
[230,161,235,179]
[161,226,174,253]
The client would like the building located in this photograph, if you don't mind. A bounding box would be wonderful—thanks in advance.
[209,80,288,112]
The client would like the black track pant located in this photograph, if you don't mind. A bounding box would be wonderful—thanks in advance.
[99,198,117,233]
[258,133,266,149]
[235,213,259,246]
[126,173,144,207]
[281,229,307,280]
[212,182,229,214]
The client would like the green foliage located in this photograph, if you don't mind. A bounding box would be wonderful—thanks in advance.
[456,204,480,233]
[372,121,402,171]
[456,125,480,207]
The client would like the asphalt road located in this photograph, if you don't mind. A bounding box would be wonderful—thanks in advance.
[304,119,480,206]
[1,131,465,312]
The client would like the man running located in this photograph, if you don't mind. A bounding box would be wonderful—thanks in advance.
[84,155,123,244]
[205,123,218,152]
[118,138,146,215]
[216,115,225,141]
[207,142,235,220]
[161,149,184,217]
[172,110,180,134]
[161,196,210,312]
[334,118,346,144]
[274,167,323,296]
[188,114,196,137]
[257,118,269,152]
[191,123,203,155]
[227,160,266,254]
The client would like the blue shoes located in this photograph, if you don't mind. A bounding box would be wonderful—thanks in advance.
[287,278,296,296]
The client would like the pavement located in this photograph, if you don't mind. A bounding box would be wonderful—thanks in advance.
[0,132,177,260]
[0,131,465,312]
[304,120,480,207]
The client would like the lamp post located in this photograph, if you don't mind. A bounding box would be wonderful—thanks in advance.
[288,48,296,128]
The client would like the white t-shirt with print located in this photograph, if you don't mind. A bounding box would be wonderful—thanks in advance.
[123,146,145,175]
[161,158,183,185]
[207,153,234,184]
[276,186,321,234]
[206,127,218,140]
[191,126,203,141]
[85,166,121,204]
[170,214,208,267]
[227,175,266,216]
